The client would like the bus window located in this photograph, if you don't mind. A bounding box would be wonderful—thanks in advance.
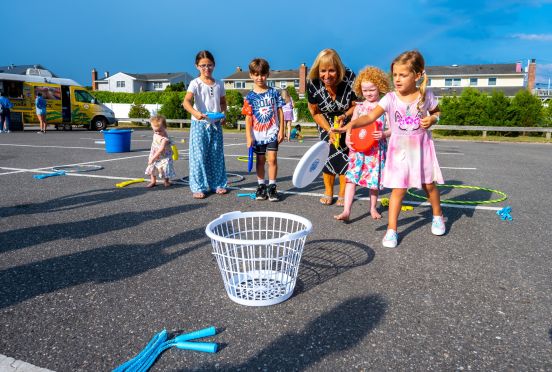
[75,90,95,103]
[1,81,24,98]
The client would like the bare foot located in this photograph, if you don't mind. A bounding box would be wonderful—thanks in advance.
[370,208,382,220]
[333,212,350,222]
[146,182,156,188]
[163,180,171,187]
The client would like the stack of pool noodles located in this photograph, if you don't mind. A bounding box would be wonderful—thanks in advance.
[113,326,218,371]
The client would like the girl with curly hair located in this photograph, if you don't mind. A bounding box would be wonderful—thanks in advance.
[334,66,391,222]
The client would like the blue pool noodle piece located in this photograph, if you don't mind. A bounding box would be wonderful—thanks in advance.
[174,341,218,353]
[248,146,254,173]
[33,171,66,179]
[174,326,216,342]
[205,112,225,121]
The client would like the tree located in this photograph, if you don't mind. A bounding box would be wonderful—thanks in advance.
[485,91,512,127]
[159,93,187,121]
[510,90,545,127]
[225,90,244,107]
[128,103,150,125]
[286,86,299,102]
[457,88,488,126]
[165,82,185,92]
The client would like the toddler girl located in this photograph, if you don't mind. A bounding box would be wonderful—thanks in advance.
[334,66,390,222]
[145,115,175,188]
[281,89,294,141]
[335,50,445,248]
[183,50,227,199]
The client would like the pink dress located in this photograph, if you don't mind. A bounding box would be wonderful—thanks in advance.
[378,90,444,189]
[345,101,387,190]
[145,133,176,179]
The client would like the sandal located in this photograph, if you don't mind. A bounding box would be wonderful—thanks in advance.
[336,197,345,207]
[319,194,333,205]
[215,188,228,195]
[193,192,206,199]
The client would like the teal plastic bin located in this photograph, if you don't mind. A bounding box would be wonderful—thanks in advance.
[102,129,133,153]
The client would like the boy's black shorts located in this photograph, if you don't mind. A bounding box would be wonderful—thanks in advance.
[254,139,279,155]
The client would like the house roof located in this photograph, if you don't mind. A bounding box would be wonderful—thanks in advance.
[223,69,299,80]
[98,72,191,81]
[0,64,58,77]
[426,63,522,76]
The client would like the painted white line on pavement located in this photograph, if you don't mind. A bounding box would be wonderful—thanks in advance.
[437,152,464,155]
[0,143,105,150]
[440,166,477,170]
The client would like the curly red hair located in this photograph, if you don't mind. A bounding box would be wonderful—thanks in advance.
[353,66,391,98]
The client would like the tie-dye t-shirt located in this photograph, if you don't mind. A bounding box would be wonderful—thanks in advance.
[242,88,285,144]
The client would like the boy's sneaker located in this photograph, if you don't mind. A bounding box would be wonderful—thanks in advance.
[382,229,398,248]
[255,183,267,200]
[431,215,446,236]
[267,184,279,202]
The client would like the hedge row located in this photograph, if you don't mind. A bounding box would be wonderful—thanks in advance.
[90,91,186,105]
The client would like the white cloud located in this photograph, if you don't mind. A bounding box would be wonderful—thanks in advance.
[511,33,552,41]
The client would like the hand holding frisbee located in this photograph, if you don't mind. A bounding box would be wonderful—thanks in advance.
[292,141,330,188]
[205,112,225,121]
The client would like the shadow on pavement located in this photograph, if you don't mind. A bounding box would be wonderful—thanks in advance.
[0,226,209,309]
[0,187,151,218]
[212,294,387,371]
[1,204,204,253]
[294,238,375,295]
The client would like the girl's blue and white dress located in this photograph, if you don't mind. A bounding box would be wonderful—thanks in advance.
[187,77,227,193]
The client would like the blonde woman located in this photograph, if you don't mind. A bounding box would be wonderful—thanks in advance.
[307,48,357,205]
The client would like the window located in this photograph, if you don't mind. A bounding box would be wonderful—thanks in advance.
[470,78,478,86]
[153,82,163,89]
[294,80,299,88]
[427,78,432,87]
[267,81,275,88]
[488,77,497,86]
[116,81,125,88]
[445,78,461,87]
[75,90,95,103]
[234,81,245,89]
[280,81,287,89]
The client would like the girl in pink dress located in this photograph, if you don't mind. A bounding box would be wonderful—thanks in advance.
[335,50,445,248]
[334,66,391,222]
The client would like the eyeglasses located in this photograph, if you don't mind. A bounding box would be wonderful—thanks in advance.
[198,64,214,69]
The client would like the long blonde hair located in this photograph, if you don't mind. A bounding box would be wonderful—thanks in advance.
[391,50,427,112]
[308,48,346,85]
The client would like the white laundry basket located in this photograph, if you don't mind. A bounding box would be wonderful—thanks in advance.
[205,211,312,306]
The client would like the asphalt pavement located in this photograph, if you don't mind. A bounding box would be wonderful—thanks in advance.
[1,128,551,371]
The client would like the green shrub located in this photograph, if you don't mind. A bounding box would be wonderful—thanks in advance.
[159,93,188,123]
[293,99,313,122]
[225,106,243,129]
[226,90,243,107]
[286,86,299,102]
[90,91,186,104]
[128,103,150,125]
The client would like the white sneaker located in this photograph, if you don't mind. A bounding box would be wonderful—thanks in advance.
[5,130,9,133]
[431,215,446,236]
[382,229,398,248]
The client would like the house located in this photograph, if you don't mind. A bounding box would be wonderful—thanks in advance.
[222,63,308,97]
[426,59,536,97]
[92,69,193,93]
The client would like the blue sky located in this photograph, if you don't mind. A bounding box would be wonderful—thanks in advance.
[5,0,552,86]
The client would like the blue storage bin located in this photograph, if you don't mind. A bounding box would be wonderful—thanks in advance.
[102,129,133,153]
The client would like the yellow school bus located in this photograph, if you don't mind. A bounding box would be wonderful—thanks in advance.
[0,73,117,131]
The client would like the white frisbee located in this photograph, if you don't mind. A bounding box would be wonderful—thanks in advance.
[292,141,330,188]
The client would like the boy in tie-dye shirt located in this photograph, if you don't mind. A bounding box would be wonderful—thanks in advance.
[242,58,285,201]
